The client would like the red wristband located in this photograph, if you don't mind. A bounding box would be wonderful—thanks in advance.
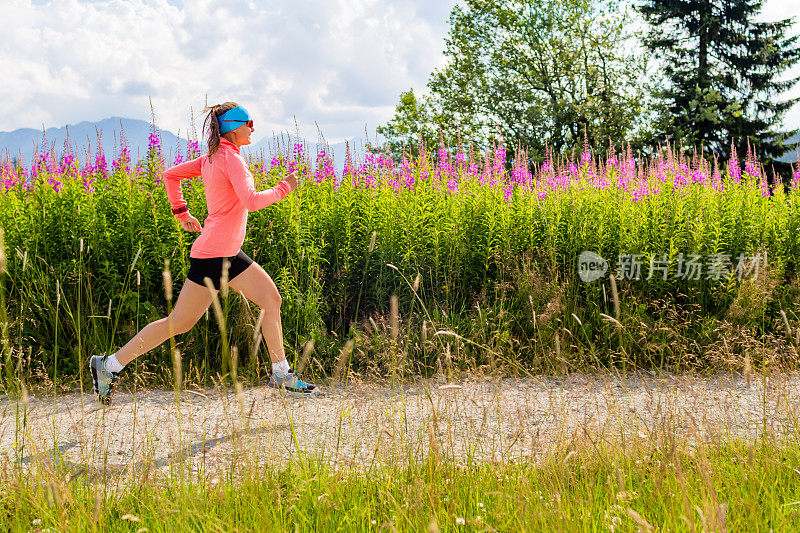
[172,205,188,216]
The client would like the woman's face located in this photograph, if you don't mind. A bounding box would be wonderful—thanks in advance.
[226,122,254,147]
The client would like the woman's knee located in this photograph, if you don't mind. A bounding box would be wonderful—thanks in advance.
[263,288,282,311]
[166,313,198,335]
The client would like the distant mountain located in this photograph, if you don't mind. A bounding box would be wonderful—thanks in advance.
[0,117,191,168]
[0,117,367,171]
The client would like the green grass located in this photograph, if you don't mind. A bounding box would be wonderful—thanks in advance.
[2,145,800,385]
[4,439,800,531]
[2,144,800,532]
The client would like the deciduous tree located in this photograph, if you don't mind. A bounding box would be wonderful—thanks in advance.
[379,0,650,161]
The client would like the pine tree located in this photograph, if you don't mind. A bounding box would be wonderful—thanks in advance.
[638,0,800,168]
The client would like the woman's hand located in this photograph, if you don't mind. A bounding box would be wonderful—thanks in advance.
[285,170,299,192]
[179,214,202,232]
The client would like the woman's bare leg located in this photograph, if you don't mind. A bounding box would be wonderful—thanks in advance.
[228,262,285,364]
[115,279,215,365]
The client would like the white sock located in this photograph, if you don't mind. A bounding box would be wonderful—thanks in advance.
[105,353,125,373]
[272,359,290,378]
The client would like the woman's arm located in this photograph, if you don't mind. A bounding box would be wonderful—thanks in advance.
[163,157,204,221]
[227,153,295,211]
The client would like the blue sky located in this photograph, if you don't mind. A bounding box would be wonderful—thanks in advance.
[1,0,798,143]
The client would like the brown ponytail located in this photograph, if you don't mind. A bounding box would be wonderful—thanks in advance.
[203,101,239,162]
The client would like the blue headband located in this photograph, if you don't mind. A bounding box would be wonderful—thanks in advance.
[217,106,251,134]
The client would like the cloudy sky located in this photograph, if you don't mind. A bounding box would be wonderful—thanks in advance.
[1,0,799,144]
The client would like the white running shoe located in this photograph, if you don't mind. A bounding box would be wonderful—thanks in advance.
[89,354,120,406]
[267,369,318,396]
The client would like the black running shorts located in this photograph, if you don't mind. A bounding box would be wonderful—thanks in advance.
[187,250,254,290]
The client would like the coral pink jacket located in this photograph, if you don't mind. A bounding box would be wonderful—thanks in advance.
[163,138,292,259]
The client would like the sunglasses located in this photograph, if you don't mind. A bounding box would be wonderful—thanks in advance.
[221,119,254,128]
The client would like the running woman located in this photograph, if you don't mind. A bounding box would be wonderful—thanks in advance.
[90,102,316,405]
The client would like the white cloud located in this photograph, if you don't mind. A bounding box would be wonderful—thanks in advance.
[0,0,453,142]
[1,0,797,144]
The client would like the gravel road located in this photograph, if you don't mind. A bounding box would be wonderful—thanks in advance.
[2,372,799,479]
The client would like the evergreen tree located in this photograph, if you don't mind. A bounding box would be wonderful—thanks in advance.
[638,0,800,168]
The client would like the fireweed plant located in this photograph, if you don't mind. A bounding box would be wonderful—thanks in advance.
[1,127,799,385]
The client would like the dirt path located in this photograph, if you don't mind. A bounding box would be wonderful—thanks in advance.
[2,372,799,478]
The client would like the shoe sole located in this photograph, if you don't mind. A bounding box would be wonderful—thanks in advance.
[267,383,319,397]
